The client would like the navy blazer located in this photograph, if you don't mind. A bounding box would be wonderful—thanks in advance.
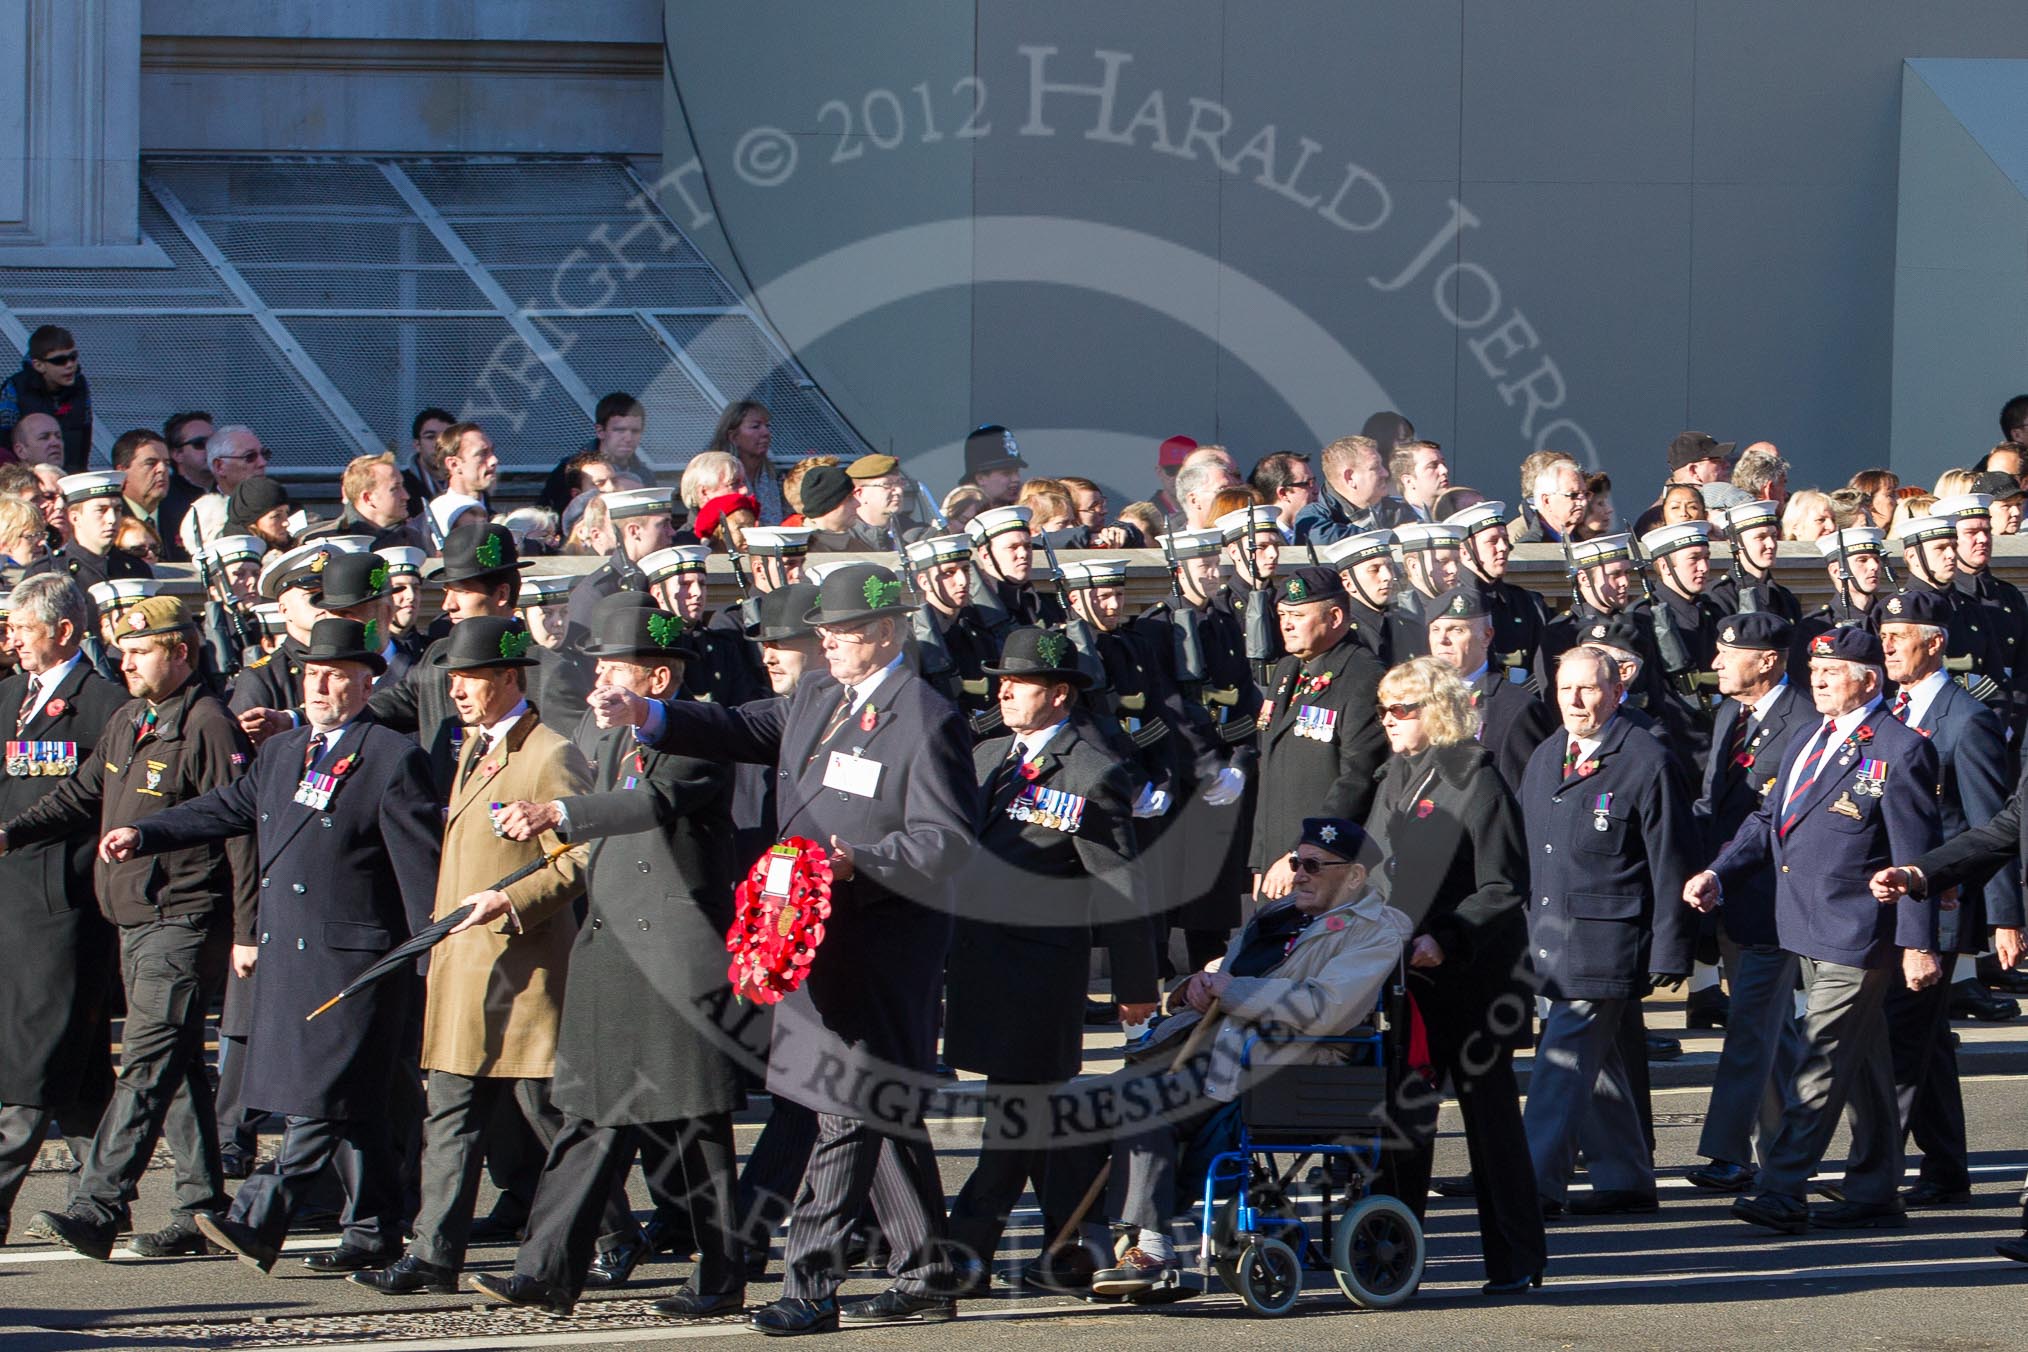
[645,661,979,1120]
[1519,714,1698,999]
[1711,702,1941,969]
[1693,681,1815,947]
[1907,677,2020,951]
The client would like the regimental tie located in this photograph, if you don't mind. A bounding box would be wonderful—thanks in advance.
[14,678,44,735]
[809,687,855,758]
[1561,737,1580,777]
[303,731,327,775]
[1778,719,1839,837]
[1890,689,1911,723]
[134,706,159,748]
[1724,702,1752,774]
[459,732,485,788]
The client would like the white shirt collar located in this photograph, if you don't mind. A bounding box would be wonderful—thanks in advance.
[477,699,530,748]
[1569,714,1616,766]
[841,652,906,714]
[24,653,83,718]
[305,720,353,757]
[1896,668,1950,728]
[1745,676,1789,723]
[1462,663,1491,688]
[1013,717,1070,762]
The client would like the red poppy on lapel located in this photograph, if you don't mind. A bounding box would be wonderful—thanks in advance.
[859,704,879,733]
[1325,914,1347,932]
[330,756,355,778]
[1576,760,1600,778]
[1414,798,1435,818]
[44,699,65,718]
[1018,761,1040,781]
[1733,752,1754,769]
[1854,725,1874,744]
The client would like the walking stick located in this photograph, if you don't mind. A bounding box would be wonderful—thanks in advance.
[1042,1000,1225,1260]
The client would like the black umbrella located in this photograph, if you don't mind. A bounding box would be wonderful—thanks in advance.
[304,843,574,1021]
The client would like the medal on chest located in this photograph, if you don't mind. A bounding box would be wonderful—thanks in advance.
[1294,704,1338,742]
[295,754,355,810]
[1009,781,1087,834]
[1591,791,1614,832]
[1851,758,1887,798]
[6,739,79,777]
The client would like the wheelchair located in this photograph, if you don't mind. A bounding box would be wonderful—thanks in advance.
[1194,1000,1426,1315]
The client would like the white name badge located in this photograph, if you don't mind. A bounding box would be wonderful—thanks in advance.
[763,852,795,898]
[823,751,884,798]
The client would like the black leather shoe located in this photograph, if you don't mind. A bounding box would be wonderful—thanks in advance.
[304,1243,400,1274]
[352,1253,458,1294]
[1539,1196,1566,1218]
[641,1215,696,1258]
[1997,1233,2028,1263]
[470,1271,573,1317]
[1021,1245,1098,1293]
[465,1210,529,1246]
[749,1296,839,1336]
[1901,1181,1972,1209]
[128,1215,216,1258]
[1731,1192,1808,1234]
[1432,1175,1477,1198]
[1645,1032,1683,1062]
[1685,1161,1757,1193]
[194,1213,279,1273]
[655,1285,746,1318]
[583,1239,647,1289]
[1569,1189,1659,1215]
[839,1287,957,1327]
[1686,988,1730,1030]
[948,1256,992,1298]
[1977,958,2028,994]
[1948,978,2020,1022]
[1481,1270,1544,1296]
[745,1244,773,1281]
[1810,1198,1906,1229]
[25,1207,116,1262]
[218,1151,253,1182]
[1812,1181,1847,1203]
[840,1229,889,1270]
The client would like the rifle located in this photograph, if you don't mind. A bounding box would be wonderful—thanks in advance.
[726,543,761,633]
[1832,530,1860,625]
[916,480,949,532]
[1229,522,1275,665]
[1160,533,1207,685]
[1722,518,1761,615]
[1036,531,1109,691]
[1629,538,1704,695]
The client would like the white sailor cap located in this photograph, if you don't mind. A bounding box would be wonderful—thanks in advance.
[1392,522,1465,554]
[517,574,575,607]
[1571,533,1634,567]
[375,545,425,577]
[203,535,267,567]
[1443,500,1509,535]
[605,486,677,521]
[903,534,972,570]
[1816,527,1885,558]
[1895,515,1956,547]
[252,601,285,635]
[427,493,485,542]
[1157,528,1225,561]
[802,559,857,585]
[57,470,125,505]
[321,535,375,556]
[742,526,816,557]
[88,578,167,612]
[1213,505,1281,542]
[1639,521,1712,558]
[257,541,336,600]
[1930,493,1993,521]
[1057,558,1130,591]
[1713,500,1780,535]
[965,505,1033,544]
[1315,529,1393,567]
[640,544,711,583]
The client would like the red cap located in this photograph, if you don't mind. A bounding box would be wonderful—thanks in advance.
[1158,434,1198,469]
[695,492,761,540]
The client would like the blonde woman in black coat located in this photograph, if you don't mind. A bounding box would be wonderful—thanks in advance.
[1363,656,1547,1296]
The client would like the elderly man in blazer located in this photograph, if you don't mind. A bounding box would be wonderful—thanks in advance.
[1870,589,2015,1209]
[943,626,1158,1295]
[1685,612,1813,1194]
[1688,625,1942,1235]
[354,615,594,1294]
[590,562,978,1335]
[1521,645,1697,1216]
[100,617,443,1271]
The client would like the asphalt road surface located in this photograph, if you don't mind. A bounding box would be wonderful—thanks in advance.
[3,1069,2022,1352]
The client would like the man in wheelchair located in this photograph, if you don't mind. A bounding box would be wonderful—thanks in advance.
[1091,817,1413,1298]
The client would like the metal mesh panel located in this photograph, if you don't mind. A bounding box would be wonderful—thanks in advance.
[149,161,414,218]
[400,161,649,218]
[249,268,494,311]
[654,313,860,460]
[448,215,714,272]
[542,315,724,466]
[283,315,593,471]
[497,267,734,310]
[0,199,235,308]
[11,312,359,465]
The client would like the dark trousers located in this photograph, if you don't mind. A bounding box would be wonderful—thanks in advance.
[0,1101,102,1230]
[410,1072,568,1271]
[1383,1004,1546,1286]
[1881,974,1969,1191]
[518,1113,743,1301]
[946,1079,1094,1266]
[228,1113,399,1251]
[781,1111,950,1300]
[737,1094,820,1243]
[73,917,227,1227]
[212,1034,260,1162]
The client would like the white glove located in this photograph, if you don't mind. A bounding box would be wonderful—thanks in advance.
[1199,765,1246,806]
[1132,783,1172,818]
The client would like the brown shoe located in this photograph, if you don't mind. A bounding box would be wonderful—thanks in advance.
[1089,1247,1180,1298]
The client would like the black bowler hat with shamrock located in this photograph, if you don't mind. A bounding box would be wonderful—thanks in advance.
[302,617,388,676]
[580,605,698,662]
[983,625,1092,689]
[317,550,391,608]
[801,562,912,626]
[436,615,540,671]
[427,520,529,585]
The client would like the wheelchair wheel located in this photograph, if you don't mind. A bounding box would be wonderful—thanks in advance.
[1331,1195,1424,1309]
[1232,1235,1303,1316]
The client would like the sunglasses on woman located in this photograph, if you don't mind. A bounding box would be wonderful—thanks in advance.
[1380,701,1423,720]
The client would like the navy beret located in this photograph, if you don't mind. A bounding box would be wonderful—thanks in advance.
[1715,611,1793,652]
[1807,624,1884,666]
[1876,589,1949,628]
[1299,817,1373,863]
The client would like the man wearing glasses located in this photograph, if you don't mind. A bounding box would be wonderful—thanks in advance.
[157,413,215,555]
[0,327,94,475]
[177,427,272,560]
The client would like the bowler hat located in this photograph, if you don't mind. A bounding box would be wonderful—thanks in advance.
[302,617,387,675]
[801,562,911,627]
[982,626,1091,688]
[579,606,697,662]
[436,616,540,671]
[748,581,821,642]
[427,521,528,584]
[317,551,391,609]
